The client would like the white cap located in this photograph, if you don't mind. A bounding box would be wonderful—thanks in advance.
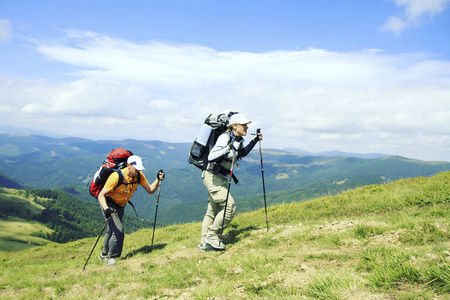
[228,114,252,125]
[127,155,145,170]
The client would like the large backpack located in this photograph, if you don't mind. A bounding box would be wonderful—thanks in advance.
[89,148,134,198]
[188,111,238,170]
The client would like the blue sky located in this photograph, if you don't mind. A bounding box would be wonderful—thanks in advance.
[1,0,449,161]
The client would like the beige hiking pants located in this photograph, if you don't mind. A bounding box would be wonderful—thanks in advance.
[200,170,236,243]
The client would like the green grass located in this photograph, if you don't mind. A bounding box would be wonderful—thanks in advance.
[0,188,53,251]
[0,172,449,299]
[307,270,356,300]
[0,216,53,251]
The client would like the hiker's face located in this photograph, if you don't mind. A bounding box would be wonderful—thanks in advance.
[127,164,139,178]
[234,123,248,137]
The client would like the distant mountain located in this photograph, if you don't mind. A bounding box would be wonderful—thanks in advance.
[283,147,390,159]
[0,125,68,139]
[1,133,450,225]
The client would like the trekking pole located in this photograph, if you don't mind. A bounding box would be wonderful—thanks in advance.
[151,180,162,247]
[82,217,110,271]
[257,128,269,232]
[220,148,237,239]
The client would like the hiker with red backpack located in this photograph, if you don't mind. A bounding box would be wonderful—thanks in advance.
[199,113,262,251]
[93,152,165,266]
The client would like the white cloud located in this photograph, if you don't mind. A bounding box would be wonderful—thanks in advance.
[0,106,13,112]
[401,0,450,19]
[0,19,12,42]
[381,16,407,35]
[382,0,450,35]
[1,31,450,161]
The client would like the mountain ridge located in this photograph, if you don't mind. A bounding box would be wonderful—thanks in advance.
[282,147,391,159]
[1,133,450,225]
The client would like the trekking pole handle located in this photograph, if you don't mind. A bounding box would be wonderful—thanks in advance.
[253,128,262,142]
[157,169,165,181]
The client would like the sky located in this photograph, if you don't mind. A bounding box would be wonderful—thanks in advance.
[0,0,449,162]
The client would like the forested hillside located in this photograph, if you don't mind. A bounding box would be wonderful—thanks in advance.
[0,187,157,249]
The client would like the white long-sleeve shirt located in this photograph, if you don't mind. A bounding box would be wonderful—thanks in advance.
[207,130,258,173]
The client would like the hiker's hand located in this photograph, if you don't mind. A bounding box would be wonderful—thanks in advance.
[105,208,113,219]
[253,133,263,142]
[157,169,165,181]
[253,129,263,142]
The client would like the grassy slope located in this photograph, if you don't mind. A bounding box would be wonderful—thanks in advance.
[0,217,53,251]
[1,172,449,299]
[0,188,53,251]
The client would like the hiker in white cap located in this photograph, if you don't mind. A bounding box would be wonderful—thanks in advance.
[97,155,165,266]
[200,113,262,251]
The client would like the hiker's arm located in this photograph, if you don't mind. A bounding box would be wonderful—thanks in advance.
[98,188,110,210]
[97,171,120,211]
[208,133,233,162]
[98,188,115,219]
[142,180,158,194]
[142,171,164,194]
[237,133,262,158]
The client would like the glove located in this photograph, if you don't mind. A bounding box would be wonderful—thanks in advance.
[104,208,113,219]
[253,129,263,142]
[157,169,165,181]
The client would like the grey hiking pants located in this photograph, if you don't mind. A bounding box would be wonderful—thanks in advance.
[201,170,236,244]
[102,198,125,258]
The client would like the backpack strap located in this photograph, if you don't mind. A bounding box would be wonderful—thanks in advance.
[206,163,239,184]
[205,132,239,184]
[125,172,141,218]
[113,170,141,189]
[208,131,232,164]
[127,201,139,218]
[112,169,141,218]
[114,170,124,189]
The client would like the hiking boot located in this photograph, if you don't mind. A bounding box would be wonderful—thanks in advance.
[98,253,108,264]
[107,258,117,266]
[205,237,226,250]
[197,243,212,252]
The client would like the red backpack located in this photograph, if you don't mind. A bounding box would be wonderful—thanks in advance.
[89,148,134,198]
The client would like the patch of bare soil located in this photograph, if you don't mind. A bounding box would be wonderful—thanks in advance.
[313,220,358,232]
[370,229,405,245]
